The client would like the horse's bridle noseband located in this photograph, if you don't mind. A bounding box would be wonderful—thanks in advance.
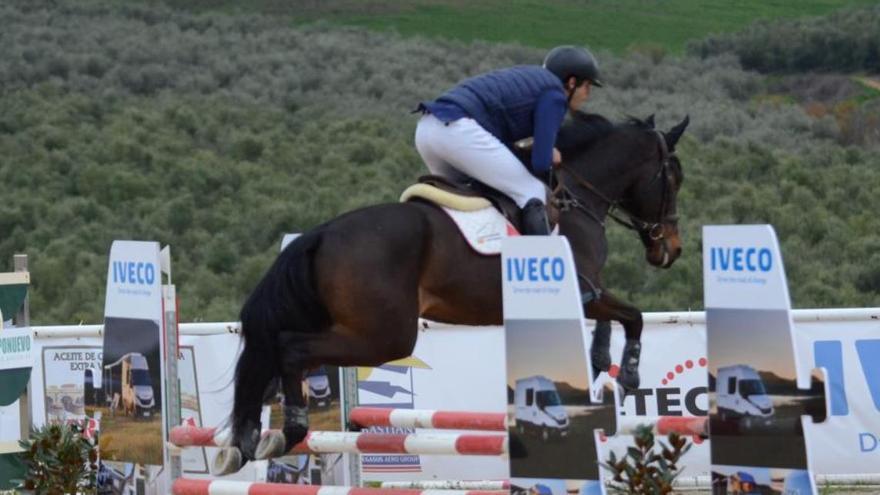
[552,130,677,242]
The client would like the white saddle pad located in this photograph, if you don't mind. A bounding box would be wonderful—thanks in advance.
[442,206,519,255]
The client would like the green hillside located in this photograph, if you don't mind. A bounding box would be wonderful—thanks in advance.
[1,2,878,324]
[154,0,877,54]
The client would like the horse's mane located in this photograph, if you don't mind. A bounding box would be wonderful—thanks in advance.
[557,111,653,155]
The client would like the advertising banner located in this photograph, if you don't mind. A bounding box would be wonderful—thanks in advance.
[797,322,880,473]
[41,346,100,426]
[0,270,32,457]
[502,236,614,495]
[0,326,32,372]
[703,225,822,495]
[0,326,32,453]
[99,240,165,466]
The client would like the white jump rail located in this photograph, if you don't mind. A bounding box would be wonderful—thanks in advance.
[30,308,880,338]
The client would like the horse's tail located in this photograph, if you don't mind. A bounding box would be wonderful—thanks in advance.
[231,230,329,454]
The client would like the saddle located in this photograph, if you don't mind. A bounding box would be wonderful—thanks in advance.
[400,176,558,255]
[401,175,523,229]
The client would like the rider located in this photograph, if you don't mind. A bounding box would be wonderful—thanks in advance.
[414,45,603,235]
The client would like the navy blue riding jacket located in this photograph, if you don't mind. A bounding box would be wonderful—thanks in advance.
[420,66,567,174]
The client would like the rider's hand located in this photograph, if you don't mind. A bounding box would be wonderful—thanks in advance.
[552,148,562,168]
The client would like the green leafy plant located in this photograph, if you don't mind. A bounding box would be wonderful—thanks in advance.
[602,424,692,494]
[15,422,98,495]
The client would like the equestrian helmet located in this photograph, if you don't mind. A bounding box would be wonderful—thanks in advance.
[543,45,603,87]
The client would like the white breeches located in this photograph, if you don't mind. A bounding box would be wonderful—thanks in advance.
[414,114,546,208]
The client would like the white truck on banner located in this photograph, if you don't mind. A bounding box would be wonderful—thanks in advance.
[514,375,570,441]
[103,352,155,418]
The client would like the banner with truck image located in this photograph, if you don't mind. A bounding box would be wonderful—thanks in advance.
[703,225,825,495]
[502,236,616,495]
[99,241,165,466]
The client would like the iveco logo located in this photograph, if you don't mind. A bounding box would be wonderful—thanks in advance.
[709,247,772,272]
[506,257,565,282]
[112,261,156,285]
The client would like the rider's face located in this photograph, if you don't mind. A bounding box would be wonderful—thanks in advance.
[567,79,591,111]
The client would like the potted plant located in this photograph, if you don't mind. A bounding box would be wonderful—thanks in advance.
[14,422,97,495]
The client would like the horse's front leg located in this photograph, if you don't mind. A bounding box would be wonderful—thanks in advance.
[585,292,643,392]
[588,320,613,379]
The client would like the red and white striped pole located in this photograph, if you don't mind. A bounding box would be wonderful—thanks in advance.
[170,427,507,457]
[349,408,506,432]
[173,479,505,495]
[170,426,229,448]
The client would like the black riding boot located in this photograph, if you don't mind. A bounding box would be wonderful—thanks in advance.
[521,198,550,235]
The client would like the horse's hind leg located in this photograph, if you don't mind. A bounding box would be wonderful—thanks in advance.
[259,322,419,458]
[586,292,643,392]
[256,366,309,459]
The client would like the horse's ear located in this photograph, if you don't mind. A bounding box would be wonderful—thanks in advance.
[645,114,655,129]
[665,115,690,151]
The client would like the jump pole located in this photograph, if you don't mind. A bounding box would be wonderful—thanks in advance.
[170,427,507,456]
[349,408,506,432]
[172,479,504,495]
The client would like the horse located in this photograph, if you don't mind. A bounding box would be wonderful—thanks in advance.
[218,111,689,473]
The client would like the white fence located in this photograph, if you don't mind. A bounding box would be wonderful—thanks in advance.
[27,307,880,485]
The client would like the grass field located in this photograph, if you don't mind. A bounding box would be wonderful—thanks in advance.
[153,0,877,53]
[93,406,164,466]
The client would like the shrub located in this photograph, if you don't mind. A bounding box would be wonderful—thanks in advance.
[15,422,98,495]
[602,425,692,494]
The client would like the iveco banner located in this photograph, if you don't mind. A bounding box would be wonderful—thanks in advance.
[99,241,165,466]
[703,225,826,495]
[502,236,615,495]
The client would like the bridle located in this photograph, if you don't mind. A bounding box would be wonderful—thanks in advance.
[552,130,678,242]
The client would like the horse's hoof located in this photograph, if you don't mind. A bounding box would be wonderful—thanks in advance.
[255,430,287,460]
[590,348,611,372]
[616,368,641,393]
[212,447,244,475]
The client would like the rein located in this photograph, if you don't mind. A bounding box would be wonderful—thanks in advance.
[552,130,676,242]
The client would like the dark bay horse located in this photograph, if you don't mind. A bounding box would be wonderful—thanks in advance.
[218,112,689,473]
